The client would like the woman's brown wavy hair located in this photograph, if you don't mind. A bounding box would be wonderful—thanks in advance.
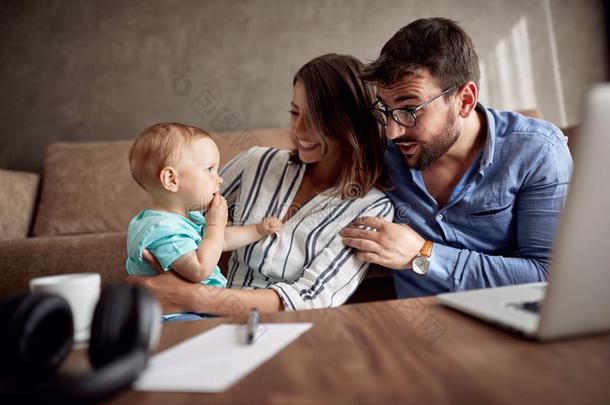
[291,53,388,198]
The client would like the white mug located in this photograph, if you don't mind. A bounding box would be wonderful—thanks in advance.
[29,273,101,342]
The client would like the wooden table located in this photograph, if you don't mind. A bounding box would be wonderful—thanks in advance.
[90,297,609,404]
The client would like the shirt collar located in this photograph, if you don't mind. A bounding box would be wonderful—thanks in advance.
[477,101,496,174]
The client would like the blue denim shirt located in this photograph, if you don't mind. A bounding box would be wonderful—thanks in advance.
[386,104,573,298]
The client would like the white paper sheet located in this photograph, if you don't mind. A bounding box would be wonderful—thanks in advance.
[134,323,313,393]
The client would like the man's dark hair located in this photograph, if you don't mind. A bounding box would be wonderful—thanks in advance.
[362,17,480,90]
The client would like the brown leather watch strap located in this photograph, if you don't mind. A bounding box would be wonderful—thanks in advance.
[419,240,433,257]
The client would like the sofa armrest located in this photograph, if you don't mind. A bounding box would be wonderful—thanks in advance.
[0,169,40,241]
[0,232,127,297]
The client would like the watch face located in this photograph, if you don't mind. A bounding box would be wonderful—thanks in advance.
[412,256,430,275]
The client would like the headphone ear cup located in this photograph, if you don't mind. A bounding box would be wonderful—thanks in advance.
[88,284,160,369]
[0,285,161,403]
[0,292,73,379]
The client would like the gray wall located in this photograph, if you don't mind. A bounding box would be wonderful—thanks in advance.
[1,0,607,172]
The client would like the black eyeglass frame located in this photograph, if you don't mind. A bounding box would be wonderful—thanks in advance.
[370,85,457,128]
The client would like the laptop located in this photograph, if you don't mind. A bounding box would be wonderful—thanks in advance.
[437,84,610,340]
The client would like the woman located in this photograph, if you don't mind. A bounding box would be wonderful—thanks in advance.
[128,54,394,315]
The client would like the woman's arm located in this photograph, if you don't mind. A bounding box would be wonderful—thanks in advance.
[126,271,283,315]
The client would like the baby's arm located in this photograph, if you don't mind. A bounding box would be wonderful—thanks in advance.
[223,217,282,251]
[170,195,227,283]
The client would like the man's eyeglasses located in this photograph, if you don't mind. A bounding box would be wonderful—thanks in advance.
[370,86,457,128]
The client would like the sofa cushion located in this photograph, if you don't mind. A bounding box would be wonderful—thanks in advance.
[0,169,40,241]
[32,129,293,237]
[32,141,150,236]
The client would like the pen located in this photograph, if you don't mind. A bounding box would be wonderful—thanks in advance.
[246,308,260,344]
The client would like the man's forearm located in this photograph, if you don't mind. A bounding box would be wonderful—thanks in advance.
[428,243,550,290]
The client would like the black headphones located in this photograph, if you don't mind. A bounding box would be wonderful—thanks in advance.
[0,284,161,403]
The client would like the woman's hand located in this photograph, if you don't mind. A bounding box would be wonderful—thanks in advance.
[126,249,197,314]
[141,248,164,273]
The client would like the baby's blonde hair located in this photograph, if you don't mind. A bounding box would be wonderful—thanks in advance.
[129,122,210,190]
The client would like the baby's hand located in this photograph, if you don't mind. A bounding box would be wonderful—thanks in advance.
[206,193,228,227]
[257,217,282,235]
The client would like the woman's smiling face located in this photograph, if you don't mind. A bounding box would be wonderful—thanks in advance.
[289,80,340,164]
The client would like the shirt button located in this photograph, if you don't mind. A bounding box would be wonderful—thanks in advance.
[436,214,443,221]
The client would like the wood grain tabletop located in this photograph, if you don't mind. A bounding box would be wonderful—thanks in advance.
[62,297,610,404]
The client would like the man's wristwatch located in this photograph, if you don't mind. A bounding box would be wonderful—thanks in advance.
[412,240,433,275]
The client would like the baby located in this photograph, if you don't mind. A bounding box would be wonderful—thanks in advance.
[126,122,281,302]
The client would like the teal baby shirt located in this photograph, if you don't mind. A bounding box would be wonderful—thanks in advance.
[126,209,227,288]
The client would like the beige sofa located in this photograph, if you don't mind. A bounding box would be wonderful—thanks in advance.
[0,129,395,302]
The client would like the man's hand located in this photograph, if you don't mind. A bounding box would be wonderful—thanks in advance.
[257,217,282,235]
[340,216,426,269]
[206,193,228,227]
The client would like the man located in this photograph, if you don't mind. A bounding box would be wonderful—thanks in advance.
[340,17,572,298]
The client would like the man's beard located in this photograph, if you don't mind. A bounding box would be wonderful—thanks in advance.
[401,112,461,170]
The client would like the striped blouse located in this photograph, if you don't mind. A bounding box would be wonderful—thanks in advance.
[220,146,394,310]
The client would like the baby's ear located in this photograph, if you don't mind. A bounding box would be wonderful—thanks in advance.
[159,166,180,192]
